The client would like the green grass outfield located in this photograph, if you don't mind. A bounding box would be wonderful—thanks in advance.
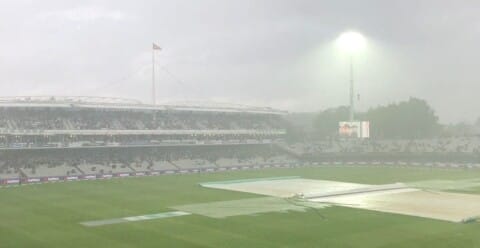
[2,166,480,248]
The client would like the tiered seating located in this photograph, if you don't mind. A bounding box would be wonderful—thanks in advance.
[22,164,81,177]
[216,158,254,167]
[76,163,116,175]
[0,109,284,131]
[0,144,297,179]
[286,137,480,155]
[265,155,297,164]
[127,157,177,172]
[171,159,213,169]
[0,167,20,179]
[107,163,133,173]
[130,161,147,172]
[149,160,177,171]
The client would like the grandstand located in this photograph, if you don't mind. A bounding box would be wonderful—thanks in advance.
[0,96,286,147]
[0,144,296,183]
[283,137,480,155]
[0,96,296,184]
[2,96,480,186]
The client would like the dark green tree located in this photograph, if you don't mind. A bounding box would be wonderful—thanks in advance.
[312,106,350,139]
[364,98,440,139]
[311,98,440,139]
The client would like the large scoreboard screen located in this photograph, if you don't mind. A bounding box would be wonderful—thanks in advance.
[339,121,370,138]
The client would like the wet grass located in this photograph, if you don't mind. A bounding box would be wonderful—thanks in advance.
[1,166,480,247]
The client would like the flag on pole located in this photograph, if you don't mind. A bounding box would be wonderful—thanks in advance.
[152,43,162,50]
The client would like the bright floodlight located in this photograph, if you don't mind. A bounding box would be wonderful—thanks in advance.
[337,31,366,53]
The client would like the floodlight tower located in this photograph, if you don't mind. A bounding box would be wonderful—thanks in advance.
[337,31,366,121]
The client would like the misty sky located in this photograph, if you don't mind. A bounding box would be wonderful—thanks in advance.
[1,0,479,123]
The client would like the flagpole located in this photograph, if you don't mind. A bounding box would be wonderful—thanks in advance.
[152,45,156,105]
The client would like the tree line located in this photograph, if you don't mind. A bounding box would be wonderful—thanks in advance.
[287,97,443,140]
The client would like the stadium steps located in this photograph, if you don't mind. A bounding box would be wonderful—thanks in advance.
[167,161,181,170]
[18,168,28,178]
[126,163,138,172]
[7,120,17,129]
[64,120,75,130]
[73,165,85,175]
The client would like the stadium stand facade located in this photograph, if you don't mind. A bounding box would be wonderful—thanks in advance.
[0,96,286,148]
[0,96,298,185]
[2,96,480,186]
[282,137,480,167]
[284,137,480,155]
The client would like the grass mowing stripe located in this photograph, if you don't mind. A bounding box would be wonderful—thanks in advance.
[199,176,300,186]
[80,211,191,227]
[4,167,480,247]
